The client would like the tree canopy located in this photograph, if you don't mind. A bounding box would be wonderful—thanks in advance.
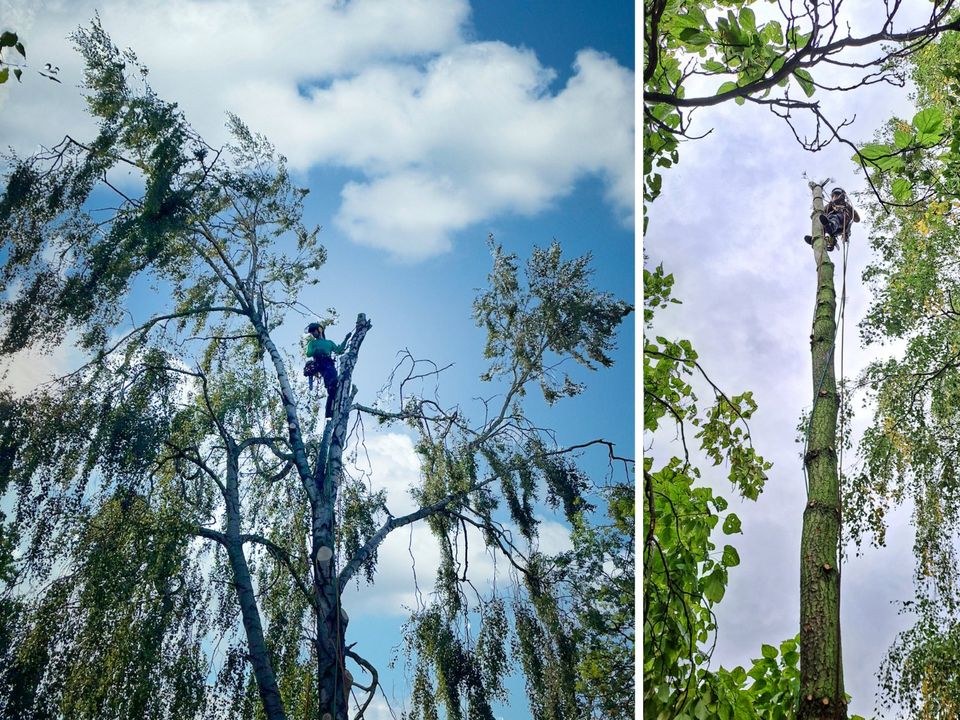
[847,19,960,715]
[0,20,633,720]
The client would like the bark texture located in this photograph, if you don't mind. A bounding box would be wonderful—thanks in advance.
[799,182,847,720]
[312,314,373,720]
[225,453,288,720]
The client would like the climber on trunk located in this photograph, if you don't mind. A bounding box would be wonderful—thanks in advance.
[303,322,352,418]
[805,186,861,251]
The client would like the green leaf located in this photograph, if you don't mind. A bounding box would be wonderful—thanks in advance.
[14,41,24,58]
[894,128,914,149]
[913,107,944,136]
[792,68,815,97]
[762,20,784,45]
[722,513,742,534]
[13,68,21,82]
[891,178,912,202]
[761,644,778,659]
[703,60,727,73]
[739,8,756,32]
[702,568,727,603]
[0,67,9,84]
[856,142,905,171]
[679,28,711,47]
[721,544,740,567]
[0,31,17,48]
[673,13,704,31]
[717,81,738,96]
[860,143,892,160]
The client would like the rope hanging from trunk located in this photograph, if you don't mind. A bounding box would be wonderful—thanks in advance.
[799,201,850,714]
[801,225,850,498]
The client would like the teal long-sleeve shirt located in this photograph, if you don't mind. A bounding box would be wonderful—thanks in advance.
[305,336,347,358]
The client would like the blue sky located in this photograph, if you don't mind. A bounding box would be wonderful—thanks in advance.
[1,1,634,717]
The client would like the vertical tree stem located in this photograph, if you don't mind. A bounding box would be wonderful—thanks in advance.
[799,181,846,720]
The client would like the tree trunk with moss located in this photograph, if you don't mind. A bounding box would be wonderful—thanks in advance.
[799,182,846,720]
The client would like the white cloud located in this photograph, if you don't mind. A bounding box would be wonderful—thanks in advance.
[1,0,633,262]
[0,345,71,396]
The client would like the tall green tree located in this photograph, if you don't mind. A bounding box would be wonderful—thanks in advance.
[0,21,633,720]
[849,21,960,716]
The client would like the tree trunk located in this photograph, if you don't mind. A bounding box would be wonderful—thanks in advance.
[799,182,846,720]
[314,569,348,720]
[220,451,288,720]
[311,314,372,720]
[227,538,289,720]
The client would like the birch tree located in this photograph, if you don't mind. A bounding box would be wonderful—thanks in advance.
[0,21,633,720]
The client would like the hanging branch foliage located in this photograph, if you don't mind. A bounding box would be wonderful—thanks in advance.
[0,18,636,720]
[845,21,960,716]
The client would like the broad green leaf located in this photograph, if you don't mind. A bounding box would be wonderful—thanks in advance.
[717,81,739,95]
[913,107,944,136]
[679,29,711,47]
[854,143,893,160]
[0,67,9,84]
[793,68,815,97]
[722,513,742,534]
[893,128,914,149]
[702,568,727,603]
[673,13,704,31]
[892,178,912,202]
[0,31,17,48]
[763,20,784,45]
[15,41,24,58]
[761,644,778,659]
[721,544,740,567]
[703,60,727,73]
[740,7,756,32]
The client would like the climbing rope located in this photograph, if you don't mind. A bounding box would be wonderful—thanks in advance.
[801,227,850,498]
[800,216,850,710]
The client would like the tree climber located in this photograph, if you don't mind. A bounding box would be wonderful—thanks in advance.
[303,322,352,418]
[805,187,861,251]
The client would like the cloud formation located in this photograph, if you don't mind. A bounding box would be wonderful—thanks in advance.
[2,0,634,261]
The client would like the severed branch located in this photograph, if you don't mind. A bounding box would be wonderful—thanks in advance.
[345,648,379,720]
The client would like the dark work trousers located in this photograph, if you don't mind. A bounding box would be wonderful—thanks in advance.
[821,212,847,239]
[314,355,339,418]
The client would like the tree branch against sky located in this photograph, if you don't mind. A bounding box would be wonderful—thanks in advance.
[643,0,960,217]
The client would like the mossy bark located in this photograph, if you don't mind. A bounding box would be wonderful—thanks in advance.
[799,182,847,720]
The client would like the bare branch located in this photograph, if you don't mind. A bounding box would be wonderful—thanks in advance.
[240,533,316,610]
[338,475,499,586]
